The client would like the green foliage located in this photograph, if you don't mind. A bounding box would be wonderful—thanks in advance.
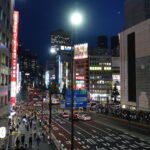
[111,83,119,103]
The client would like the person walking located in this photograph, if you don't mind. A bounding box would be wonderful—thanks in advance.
[36,135,41,148]
[24,144,27,150]
[21,134,25,145]
[34,132,37,141]
[15,137,20,149]
[29,134,32,148]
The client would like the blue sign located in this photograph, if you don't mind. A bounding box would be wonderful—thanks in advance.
[65,89,87,108]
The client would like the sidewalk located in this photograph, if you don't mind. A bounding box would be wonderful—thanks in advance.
[9,116,56,150]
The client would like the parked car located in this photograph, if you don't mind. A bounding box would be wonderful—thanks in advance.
[79,114,92,121]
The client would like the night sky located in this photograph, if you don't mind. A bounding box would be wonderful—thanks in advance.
[15,0,125,64]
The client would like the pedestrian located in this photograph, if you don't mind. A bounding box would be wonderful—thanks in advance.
[34,132,37,141]
[36,135,41,147]
[29,134,32,147]
[24,144,27,150]
[26,124,29,131]
[15,137,20,148]
[16,124,19,131]
[21,134,25,145]
[19,145,25,150]
[42,132,45,142]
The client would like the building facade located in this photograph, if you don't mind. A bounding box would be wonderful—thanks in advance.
[18,48,43,88]
[125,0,150,29]
[89,55,112,102]
[50,29,72,91]
[0,0,14,111]
[120,18,150,111]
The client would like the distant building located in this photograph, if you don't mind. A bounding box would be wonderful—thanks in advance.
[97,35,108,49]
[18,48,43,88]
[50,29,72,91]
[111,35,119,57]
[125,0,150,28]
[51,29,71,51]
[120,18,150,111]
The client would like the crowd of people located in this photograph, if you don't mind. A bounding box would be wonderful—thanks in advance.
[94,104,150,124]
[8,106,47,150]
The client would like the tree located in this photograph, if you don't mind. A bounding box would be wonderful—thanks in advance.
[111,82,120,103]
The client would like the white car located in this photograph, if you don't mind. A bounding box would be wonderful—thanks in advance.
[79,114,92,121]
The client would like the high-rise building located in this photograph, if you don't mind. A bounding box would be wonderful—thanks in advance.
[18,48,43,88]
[89,55,112,102]
[120,18,150,111]
[111,35,119,57]
[125,0,150,28]
[97,35,108,49]
[51,29,71,50]
[0,0,14,146]
[50,29,72,91]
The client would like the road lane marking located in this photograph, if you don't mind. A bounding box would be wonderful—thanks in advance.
[80,121,110,135]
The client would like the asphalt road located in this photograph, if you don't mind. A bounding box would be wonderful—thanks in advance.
[51,113,150,150]
[19,101,150,150]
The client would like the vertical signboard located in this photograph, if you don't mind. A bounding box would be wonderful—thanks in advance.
[10,11,19,105]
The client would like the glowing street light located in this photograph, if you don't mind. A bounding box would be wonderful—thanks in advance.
[50,47,56,54]
[70,11,83,26]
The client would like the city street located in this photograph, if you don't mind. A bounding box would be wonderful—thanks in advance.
[51,113,150,150]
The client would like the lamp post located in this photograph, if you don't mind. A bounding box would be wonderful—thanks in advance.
[70,11,83,150]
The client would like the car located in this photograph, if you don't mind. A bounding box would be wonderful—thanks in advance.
[61,112,69,118]
[69,113,79,120]
[79,114,92,121]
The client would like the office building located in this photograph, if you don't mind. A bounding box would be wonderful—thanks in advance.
[0,0,14,147]
[89,55,112,102]
[120,18,150,111]
[125,0,150,28]
[18,48,43,88]
[50,29,72,91]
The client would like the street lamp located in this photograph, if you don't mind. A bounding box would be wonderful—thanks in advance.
[70,11,83,150]
[70,12,83,26]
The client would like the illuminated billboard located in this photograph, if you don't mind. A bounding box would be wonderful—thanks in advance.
[60,45,72,51]
[10,11,19,105]
[74,43,88,59]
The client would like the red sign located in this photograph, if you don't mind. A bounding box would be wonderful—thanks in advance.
[10,11,19,105]
[76,76,85,80]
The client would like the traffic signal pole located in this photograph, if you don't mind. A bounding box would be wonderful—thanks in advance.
[71,51,74,150]
[49,91,52,142]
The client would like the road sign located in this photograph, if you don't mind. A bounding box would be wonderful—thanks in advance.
[65,89,87,108]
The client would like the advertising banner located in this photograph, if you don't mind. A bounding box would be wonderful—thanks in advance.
[74,43,88,59]
[10,11,19,105]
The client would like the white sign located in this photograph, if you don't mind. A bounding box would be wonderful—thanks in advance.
[0,127,6,138]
